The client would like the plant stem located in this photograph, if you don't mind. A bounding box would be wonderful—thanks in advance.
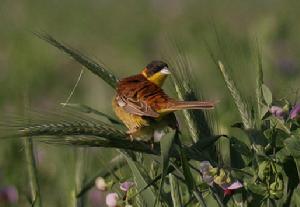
[24,138,42,207]
[23,92,42,207]
[169,174,182,207]
[193,189,207,207]
[75,148,87,207]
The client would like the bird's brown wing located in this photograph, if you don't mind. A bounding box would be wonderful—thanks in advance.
[115,74,170,118]
[115,95,160,117]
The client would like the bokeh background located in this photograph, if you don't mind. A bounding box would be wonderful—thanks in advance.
[0,0,300,206]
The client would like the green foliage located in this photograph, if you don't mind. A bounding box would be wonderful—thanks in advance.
[157,130,176,205]
[123,152,157,207]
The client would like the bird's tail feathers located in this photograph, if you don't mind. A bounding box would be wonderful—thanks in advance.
[160,100,216,113]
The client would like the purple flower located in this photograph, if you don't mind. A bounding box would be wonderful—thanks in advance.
[290,104,300,120]
[199,162,243,197]
[202,174,214,186]
[199,161,212,174]
[120,181,135,192]
[106,193,119,207]
[0,186,18,204]
[199,161,214,186]
[221,181,243,196]
[270,106,285,118]
[221,181,243,190]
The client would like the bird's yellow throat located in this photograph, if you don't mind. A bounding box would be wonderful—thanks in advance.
[142,71,168,87]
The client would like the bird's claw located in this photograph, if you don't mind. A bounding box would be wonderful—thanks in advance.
[126,130,136,142]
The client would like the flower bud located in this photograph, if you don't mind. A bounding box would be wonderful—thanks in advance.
[106,193,119,207]
[95,177,107,191]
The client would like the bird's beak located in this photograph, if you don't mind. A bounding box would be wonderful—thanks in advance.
[160,67,171,75]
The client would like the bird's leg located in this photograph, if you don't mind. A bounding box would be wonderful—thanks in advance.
[150,136,154,150]
[126,129,138,141]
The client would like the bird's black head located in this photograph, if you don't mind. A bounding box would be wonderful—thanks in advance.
[143,60,169,77]
[142,60,170,86]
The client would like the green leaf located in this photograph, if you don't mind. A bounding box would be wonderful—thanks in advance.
[276,148,289,163]
[262,84,272,106]
[260,105,270,119]
[178,147,195,191]
[293,158,300,180]
[258,161,271,181]
[291,187,300,205]
[123,153,156,207]
[169,174,182,207]
[284,136,300,178]
[230,136,252,157]
[188,135,223,153]
[246,182,268,196]
[284,135,300,158]
[34,32,118,89]
[268,117,290,135]
[157,130,176,204]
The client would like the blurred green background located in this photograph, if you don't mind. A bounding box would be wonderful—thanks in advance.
[0,0,299,206]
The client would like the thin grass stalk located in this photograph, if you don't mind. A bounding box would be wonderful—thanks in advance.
[193,190,207,207]
[75,148,87,207]
[217,136,230,167]
[23,93,42,207]
[256,44,264,116]
[209,188,224,207]
[256,42,267,123]
[23,138,42,206]
[169,174,182,207]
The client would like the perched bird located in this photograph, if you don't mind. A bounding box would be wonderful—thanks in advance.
[112,60,215,141]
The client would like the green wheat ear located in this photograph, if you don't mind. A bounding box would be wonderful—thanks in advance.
[33,32,118,89]
[217,61,254,129]
[164,39,214,142]
[19,120,126,140]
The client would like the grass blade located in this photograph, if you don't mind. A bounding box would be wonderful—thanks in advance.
[24,138,42,207]
[188,135,223,154]
[175,136,194,194]
[156,130,176,205]
[34,32,118,89]
[75,148,87,207]
[23,94,42,207]
[256,42,265,119]
[169,174,182,207]
[193,190,208,207]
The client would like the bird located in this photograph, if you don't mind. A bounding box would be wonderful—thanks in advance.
[112,60,215,142]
